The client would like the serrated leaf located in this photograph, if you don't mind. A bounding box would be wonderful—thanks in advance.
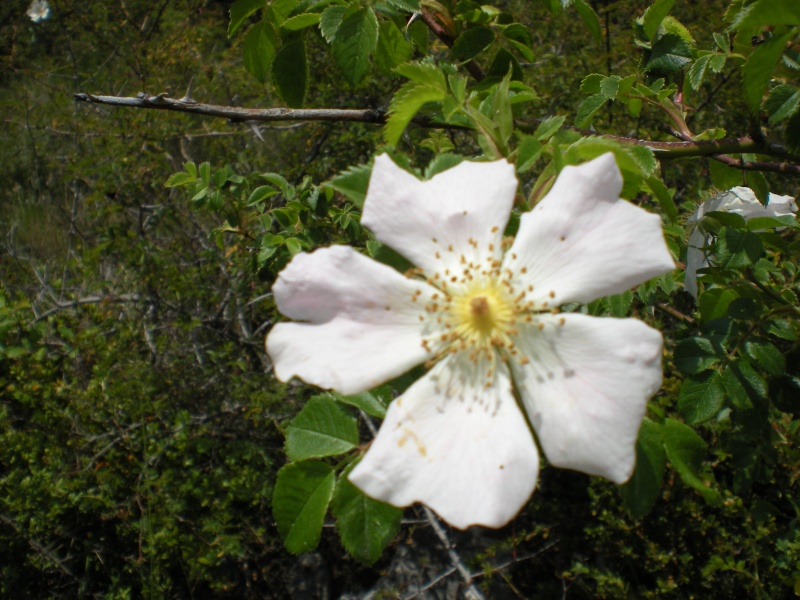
[385,81,447,146]
[332,8,379,86]
[285,395,359,461]
[620,419,666,518]
[273,461,335,554]
[319,4,346,42]
[674,336,724,374]
[575,93,607,127]
[282,12,321,30]
[229,0,265,37]
[580,73,604,94]
[599,75,621,99]
[503,23,534,61]
[743,31,792,113]
[243,21,278,83]
[688,53,714,90]
[516,135,542,172]
[662,419,722,505]
[786,108,800,155]
[451,26,495,61]
[273,38,308,107]
[731,0,800,30]
[678,371,726,424]
[375,20,413,74]
[723,360,768,409]
[394,62,447,88]
[334,389,389,419]
[714,227,763,270]
[385,0,420,11]
[332,462,402,565]
[324,162,372,208]
[743,339,786,376]
[643,0,676,40]
[647,33,693,74]
[646,176,677,223]
[765,84,800,123]
[573,0,602,44]
[698,288,738,321]
[534,115,565,140]
[605,290,633,317]
[424,153,465,179]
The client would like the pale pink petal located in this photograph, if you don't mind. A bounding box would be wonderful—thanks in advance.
[509,313,663,483]
[266,246,439,394]
[349,356,539,529]
[361,154,518,278]
[505,153,675,306]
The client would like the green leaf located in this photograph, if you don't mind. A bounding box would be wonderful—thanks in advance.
[331,462,402,565]
[166,172,197,188]
[243,21,278,83]
[385,0,420,11]
[324,162,372,208]
[503,23,534,62]
[662,419,722,505]
[332,8,379,86]
[786,108,800,155]
[285,395,359,461]
[573,0,602,44]
[698,288,738,321]
[688,52,715,90]
[575,93,607,128]
[272,38,308,107]
[765,84,800,123]
[334,389,389,419]
[451,26,495,61]
[580,73,604,94]
[605,290,633,317]
[646,33,693,74]
[282,12,321,31]
[516,135,542,172]
[229,0,265,37]
[714,227,763,270]
[643,0,676,40]
[674,336,724,374]
[395,62,447,87]
[678,371,726,424]
[385,81,447,146]
[723,360,768,410]
[620,419,666,518]
[731,0,800,30]
[742,31,793,113]
[424,153,465,178]
[709,159,743,190]
[273,461,336,554]
[743,339,786,376]
[375,20,413,74]
[534,115,565,140]
[645,176,677,223]
[319,4,346,43]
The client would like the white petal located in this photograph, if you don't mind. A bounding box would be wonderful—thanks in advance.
[509,313,663,483]
[361,154,518,277]
[684,226,709,299]
[505,153,675,306]
[266,246,438,394]
[349,356,539,529]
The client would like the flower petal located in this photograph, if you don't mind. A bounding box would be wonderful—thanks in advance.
[349,355,539,529]
[361,154,518,277]
[509,313,663,483]
[505,153,675,306]
[266,246,439,394]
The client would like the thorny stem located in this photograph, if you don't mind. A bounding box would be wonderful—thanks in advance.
[73,93,800,172]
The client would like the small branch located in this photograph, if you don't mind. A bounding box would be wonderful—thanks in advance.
[32,293,140,323]
[419,10,486,83]
[74,92,385,124]
[422,506,486,600]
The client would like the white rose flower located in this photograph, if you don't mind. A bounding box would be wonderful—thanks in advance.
[685,187,797,299]
[267,153,675,528]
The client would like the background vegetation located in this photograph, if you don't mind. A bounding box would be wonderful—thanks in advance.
[1,0,798,597]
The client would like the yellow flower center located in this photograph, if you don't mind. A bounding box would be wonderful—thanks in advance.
[452,283,515,348]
